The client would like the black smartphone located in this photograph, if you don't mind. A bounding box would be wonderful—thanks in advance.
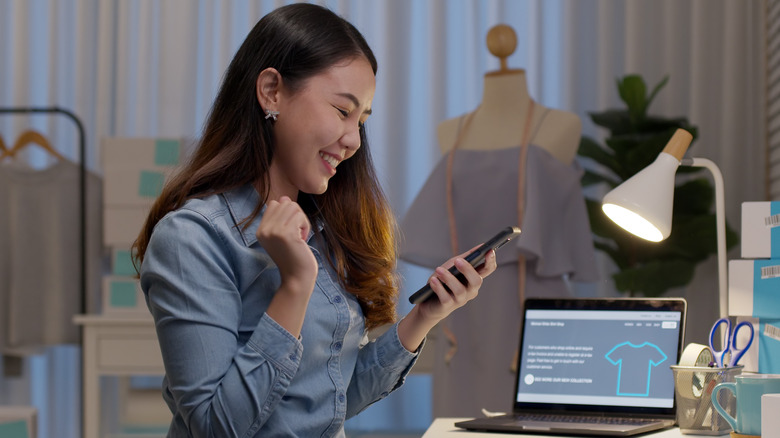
[408,226,521,304]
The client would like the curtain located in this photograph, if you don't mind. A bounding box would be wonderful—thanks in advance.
[768,0,780,199]
[0,0,765,436]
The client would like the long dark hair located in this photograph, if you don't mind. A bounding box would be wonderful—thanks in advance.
[133,3,399,329]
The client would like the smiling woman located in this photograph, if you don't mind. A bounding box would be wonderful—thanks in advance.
[257,57,376,197]
[0,1,765,437]
[130,3,496,437]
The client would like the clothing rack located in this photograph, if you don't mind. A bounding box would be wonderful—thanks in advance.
[0,107,87,315]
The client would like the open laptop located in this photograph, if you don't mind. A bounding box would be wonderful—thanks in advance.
[455,297,687,436]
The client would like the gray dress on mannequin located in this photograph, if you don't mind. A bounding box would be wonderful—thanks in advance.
[400,121,599,417]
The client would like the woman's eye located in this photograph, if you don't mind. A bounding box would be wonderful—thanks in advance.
[336,107,349,117]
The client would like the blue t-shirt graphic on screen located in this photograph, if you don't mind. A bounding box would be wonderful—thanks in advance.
[605,342,667,396]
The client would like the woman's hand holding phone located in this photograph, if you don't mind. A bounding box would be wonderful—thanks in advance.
[408,226,520,304]
[396,228,513,352]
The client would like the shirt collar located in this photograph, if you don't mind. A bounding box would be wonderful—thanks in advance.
[221,184,319,247]
[222,184,264,247]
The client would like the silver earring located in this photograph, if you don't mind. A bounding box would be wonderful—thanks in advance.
[264,110,279,121]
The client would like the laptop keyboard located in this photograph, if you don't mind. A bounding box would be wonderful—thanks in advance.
[512,413,658,426]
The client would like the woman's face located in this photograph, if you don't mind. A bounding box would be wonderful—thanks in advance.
[268,56,375,200]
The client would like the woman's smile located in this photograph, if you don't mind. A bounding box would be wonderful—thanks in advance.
[320,151,340,173]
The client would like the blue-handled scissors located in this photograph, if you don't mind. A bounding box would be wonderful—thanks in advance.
[708,318,754,368]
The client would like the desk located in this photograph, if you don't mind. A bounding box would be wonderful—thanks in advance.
[73,314,164,438]
[422,418,689,437]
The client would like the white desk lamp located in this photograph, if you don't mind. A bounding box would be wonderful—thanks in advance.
[601,128,728,319]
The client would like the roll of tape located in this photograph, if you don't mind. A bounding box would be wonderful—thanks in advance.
[680,343,713,367]
[676,343,714,400]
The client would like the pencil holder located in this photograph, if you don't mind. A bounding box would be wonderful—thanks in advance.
[671,365,743,435]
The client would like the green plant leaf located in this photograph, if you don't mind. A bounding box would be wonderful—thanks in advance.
[613,259,696,297]
[576,73,739,298]
[589,110,633,134]
[645,76,669,111]
[666,212,740,255]
[727,221,740,250]
[617,75,648,126]
[622,130,677,177]
[585,199,615,239]
[603,133,652,151]
[640,115,692,134]
[593,240,623,268]
[672,178,714,215]
[581,169,619,188]
[663,214,720,260]
[585,201,652,270]
[609,226,667,265]
[577,136,622,178]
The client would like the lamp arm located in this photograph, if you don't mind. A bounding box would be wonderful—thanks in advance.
[682,157,728,319]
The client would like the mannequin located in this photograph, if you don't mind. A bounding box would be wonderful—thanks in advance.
[437,24,581,164]
[399,24,599,418]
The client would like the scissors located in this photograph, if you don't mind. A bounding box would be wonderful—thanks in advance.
[708,318,754,368]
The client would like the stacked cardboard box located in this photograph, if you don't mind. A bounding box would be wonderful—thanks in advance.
[0,407,36,438]
[101,138,187,315]
[764,393,780,437]
[728,202,780,373]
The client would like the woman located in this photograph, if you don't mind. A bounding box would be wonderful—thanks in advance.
[132,3,496,437]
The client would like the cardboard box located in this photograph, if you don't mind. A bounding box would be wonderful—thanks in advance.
[102,276,147,315]
[0,407,36,438]
[728,259,780,318]
[103,205,151,246]
[101,138,196,245]
[111,247,137,276]
[742,201,780,259]
[103,167,174,206]
[734,316,759,372]
[102,138,183,207]
[102,138,183,171]
[763,393,780,438]
[757,318,780,374]
[0,421,28,438]
[736,316,780,374]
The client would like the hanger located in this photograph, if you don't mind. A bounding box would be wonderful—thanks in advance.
[0,129,66,161]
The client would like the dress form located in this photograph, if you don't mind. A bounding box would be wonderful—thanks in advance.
[404,24,598,418]
[437,25,581,164]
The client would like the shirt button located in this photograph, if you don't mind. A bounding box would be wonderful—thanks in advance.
[334,341,342,351]
[338,393,346,403]
[333,295,343,303]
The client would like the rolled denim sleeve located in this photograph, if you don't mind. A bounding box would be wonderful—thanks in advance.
[345,323,422,418]
[141,209,301,437]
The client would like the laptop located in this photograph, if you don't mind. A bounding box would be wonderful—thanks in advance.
[455,297,687,436]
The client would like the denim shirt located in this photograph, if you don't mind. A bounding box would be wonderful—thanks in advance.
[140,184,419,438]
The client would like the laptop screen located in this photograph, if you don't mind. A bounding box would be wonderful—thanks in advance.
[514,298,686,416]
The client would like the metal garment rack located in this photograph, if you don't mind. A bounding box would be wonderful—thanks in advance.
[0,106,87,315]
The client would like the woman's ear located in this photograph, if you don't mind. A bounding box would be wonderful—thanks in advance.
[256,67,282,111]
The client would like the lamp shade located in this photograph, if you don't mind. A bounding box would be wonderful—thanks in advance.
[601,129,693,242]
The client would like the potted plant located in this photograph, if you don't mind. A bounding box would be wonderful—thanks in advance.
[577,74,738,297]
